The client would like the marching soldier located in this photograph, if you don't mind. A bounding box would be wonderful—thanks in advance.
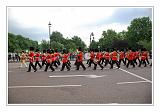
[126,48,135,68]
[93,49,104,70]
[41,50,47,67]
[60,49,70,71]
[104,48,110,66]
[44,49,55,72]
[27,47,37,72]
[119,49,126,66]
[88,49,96,67]
[139,48,147,67]
[135,49,141,64]
[51,50,58,68]
[35,49,42,69]
[76,47,86,70]
[110,48,120,69]
[54,49,61,66]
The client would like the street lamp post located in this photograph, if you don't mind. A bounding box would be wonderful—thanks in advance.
[90,32,94,47]
[48,22,52,49]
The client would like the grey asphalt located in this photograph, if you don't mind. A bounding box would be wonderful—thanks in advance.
[8,60,152,104]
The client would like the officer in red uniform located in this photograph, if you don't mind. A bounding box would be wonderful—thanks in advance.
[119,49,126,66]
[41,50,46,67]
[132,49,137,65]
[93,49,104,70]
[44,49,55,72]
[100,49,105,65]
[76,47,86,70]
[51,50,58,68]
[88,49,96,67]
[126,48,135,68]
[34,49,42,69]
[135,48,141,64]
[139,48,147,67]
[60,49,70,71]
[110,48,120,69]
[54,49,61,66]
[27,47,37,72]
[104,48,110,66]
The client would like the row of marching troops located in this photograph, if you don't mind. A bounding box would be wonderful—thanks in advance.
[19,47,151,72]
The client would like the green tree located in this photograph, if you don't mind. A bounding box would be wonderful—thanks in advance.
[127,17,152,48]
[89,40,99,49]
[99,29,118,48]
[71,36,86,50]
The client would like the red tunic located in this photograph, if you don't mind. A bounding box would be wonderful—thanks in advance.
[119,52,125,60]
[28,52,34,62]
[54,52,59,60]
[46,54,51,63]
[51,54,56,62]
[141,52,147,60]
[77,51,83,62]
[41,53,46,61]
[136,51,140,58]
[90,52,95,60]
[62,53,69,63]
[96,52,101,61]
[111,51,118,61]
[128,52,134,61]
[35,53,41,61]
[105,52,110,60]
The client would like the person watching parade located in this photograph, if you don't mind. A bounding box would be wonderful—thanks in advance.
[19,50,27,68]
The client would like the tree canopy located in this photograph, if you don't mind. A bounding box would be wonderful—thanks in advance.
[8,16,152,53]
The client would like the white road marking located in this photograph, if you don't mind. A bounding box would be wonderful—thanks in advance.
[8,85,82,89]
[118,68,152,83]
[49,75,105,78]
[117,81,149,85]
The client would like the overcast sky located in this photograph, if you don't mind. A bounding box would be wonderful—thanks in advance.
[8,7,152,46]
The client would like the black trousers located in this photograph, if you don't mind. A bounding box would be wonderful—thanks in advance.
[125,58,128,64]
[51,61,58,68]
[94,61,104,70]
[101,58,105,64]
[104,59,110,66]
[76,61,86,70]
[88,59,96,67]
[35,61,42,69]
[110,60,120,69]
[61,62,70,71]
[86,59,90,64]
[42,60,46,67]
[146,58,150,65]
[139,60,147,67]
[119,59,126,65]
[126,60,135,68]
[67,60,71,67]
[133,59,137,65]
[74,60,78,66]
[27,62,37,72]
[44,63,55,71]
[135,58,140,64]
[56,60,61,65]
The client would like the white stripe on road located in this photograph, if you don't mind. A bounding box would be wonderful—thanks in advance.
[117,81,149,85]
[8,85,82,89]
[49,75,106,78]
[118,68,152,83]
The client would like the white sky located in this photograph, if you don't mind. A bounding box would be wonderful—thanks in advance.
[8,7,152,46]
